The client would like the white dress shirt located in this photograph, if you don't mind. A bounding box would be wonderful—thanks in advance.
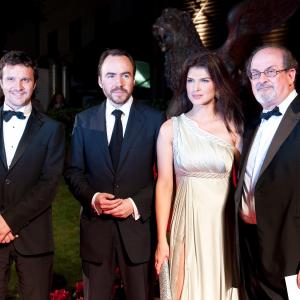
[240,90,298,224]
[2,102,32,168]
[92,97,140,220]
[105,97,132,142]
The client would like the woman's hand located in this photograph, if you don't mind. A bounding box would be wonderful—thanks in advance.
[155,240,170,275]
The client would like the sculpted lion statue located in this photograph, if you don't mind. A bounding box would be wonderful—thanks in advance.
[152,8,204,93]
[153,1,300,94]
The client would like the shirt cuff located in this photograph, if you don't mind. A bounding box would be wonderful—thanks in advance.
[128,198,140,220]
[92,192,102,215]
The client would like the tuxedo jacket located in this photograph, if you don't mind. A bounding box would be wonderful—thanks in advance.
[235,95,300,287]
[0,107,65,255]
[65,100,165,264]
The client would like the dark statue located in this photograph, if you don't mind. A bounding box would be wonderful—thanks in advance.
[152,8,204,93]
[153,1,300,95]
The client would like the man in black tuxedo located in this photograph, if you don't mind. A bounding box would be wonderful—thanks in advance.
[65,49,165,300]
[0,51,65,299]
[235,45,300,299]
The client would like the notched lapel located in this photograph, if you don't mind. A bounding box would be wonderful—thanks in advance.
[259,98,300,177]
[9,111,43,170]
[95,103,114,174]
[0,111,8,169]
[117,103,145,171]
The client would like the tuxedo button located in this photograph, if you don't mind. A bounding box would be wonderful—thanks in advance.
[5,179,11,185]
[114,184,119,189]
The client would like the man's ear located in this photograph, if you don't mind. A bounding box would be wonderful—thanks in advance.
[98,76,102,88]
[288,68,296,86]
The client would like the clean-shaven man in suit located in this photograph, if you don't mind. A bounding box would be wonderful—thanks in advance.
[235,45,300,299]
[0,51,65,299]
[65,49,165,300]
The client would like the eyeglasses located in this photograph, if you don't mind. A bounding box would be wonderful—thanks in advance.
[249,68,289,80]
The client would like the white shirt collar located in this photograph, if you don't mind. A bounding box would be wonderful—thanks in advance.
[106,97,133,116]
[277,89,298,116]
[3,102,32,118]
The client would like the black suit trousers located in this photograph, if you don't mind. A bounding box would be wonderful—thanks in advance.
[0,243,53,300]
[82,222,152,300]
[239,219,288,300]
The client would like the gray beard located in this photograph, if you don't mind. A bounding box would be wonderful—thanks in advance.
[256,89,276,108]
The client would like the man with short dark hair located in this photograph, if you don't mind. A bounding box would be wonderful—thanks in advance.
[65,48,165,300]
[235,45,300,299]
[0,50,65,299]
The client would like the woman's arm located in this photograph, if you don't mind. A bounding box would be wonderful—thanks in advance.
[155,119,174,274]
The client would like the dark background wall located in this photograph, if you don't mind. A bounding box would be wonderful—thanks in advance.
[1,0,300,109]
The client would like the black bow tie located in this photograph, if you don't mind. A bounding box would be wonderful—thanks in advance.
[260,106,282,120]
[2,110,26,122]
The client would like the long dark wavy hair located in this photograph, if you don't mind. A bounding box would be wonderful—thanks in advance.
[168,51,244,134]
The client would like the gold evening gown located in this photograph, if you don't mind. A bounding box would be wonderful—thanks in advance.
[169,114,239,300]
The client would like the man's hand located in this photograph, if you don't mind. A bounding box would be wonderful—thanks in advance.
[103,198,133,219]
[92,193,122,215]
[297,270,300,289]
[1,232,17,244]
[0,215,13,243]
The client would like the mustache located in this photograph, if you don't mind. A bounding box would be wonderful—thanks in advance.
[256,83,273,91]
[111,87,128,93]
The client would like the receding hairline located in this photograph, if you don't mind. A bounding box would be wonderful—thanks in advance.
[246,45,293,75]
[97,48,136,77]
[98,54,135,77]
[252,47,284,62]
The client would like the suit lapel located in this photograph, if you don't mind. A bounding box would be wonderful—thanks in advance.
[117,102,145,172]
[235,121,259,203]
[95,102,114,174]
[239,123,259,177]
[259,96,300,177]
[0,107,8,169]
[9,109,43,170]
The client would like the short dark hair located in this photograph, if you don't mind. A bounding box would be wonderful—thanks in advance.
[97,48,136,76]
[0,50,38,81]
[246,44,298,77]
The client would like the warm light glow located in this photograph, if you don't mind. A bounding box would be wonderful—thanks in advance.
[184,0,220,49]
[261,23,288,45]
